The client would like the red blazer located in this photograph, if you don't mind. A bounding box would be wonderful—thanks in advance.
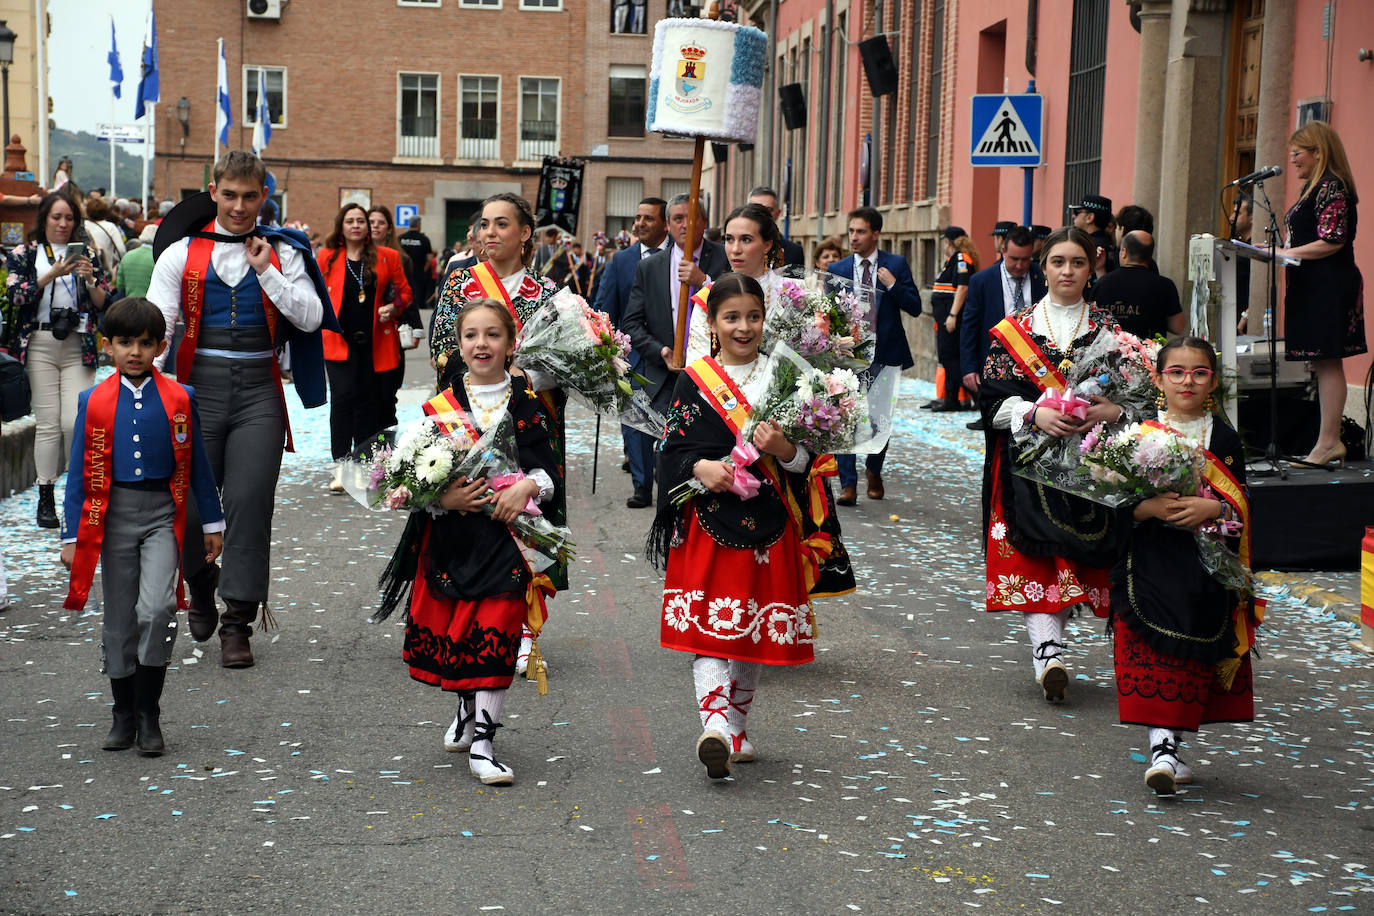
[317,245,413,371]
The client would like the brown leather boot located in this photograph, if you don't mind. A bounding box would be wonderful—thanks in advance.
[837,486,858,506]
[219,599,258,668]
[866,470,885,500]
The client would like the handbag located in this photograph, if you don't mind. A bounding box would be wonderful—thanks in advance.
[0,350,32,421]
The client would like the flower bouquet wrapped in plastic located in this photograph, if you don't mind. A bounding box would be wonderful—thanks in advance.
[338,410,575,570]
[1066,326,1161,419]
[740,342,891,455]
[1019,420,1252,596]
[761,272,876,370]
[514,286,666,436]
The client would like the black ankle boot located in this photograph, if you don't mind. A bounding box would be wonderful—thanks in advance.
[134,664,167,757]
[36,484,58,529]
[102,675,137,751]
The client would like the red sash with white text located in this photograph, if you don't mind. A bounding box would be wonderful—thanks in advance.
[178,222,295,451]
[65,372,193,611]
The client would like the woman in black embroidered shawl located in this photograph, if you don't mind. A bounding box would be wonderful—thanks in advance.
[377,300,562,787]
[647,274,846,780]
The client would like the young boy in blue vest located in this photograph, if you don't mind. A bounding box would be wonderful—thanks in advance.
[60,297,225,757]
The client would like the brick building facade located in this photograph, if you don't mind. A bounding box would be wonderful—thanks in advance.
[151,0,695,251]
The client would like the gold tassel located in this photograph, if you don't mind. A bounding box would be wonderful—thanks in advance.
[809,609,820,640]
[257,602,277,633]
[1214,656,1240,693]
[528,636,548,696]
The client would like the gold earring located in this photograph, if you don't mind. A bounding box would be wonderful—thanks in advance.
[710,330,719,353]
[1204,394,1215,412]
[1156,389,1167,409]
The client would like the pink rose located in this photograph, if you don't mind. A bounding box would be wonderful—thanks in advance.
[383,485,412,509]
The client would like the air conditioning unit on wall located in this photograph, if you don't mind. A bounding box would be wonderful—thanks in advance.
[247,0,282,20]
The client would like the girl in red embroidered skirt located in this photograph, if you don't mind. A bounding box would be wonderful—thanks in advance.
[647,274,822,780]
[978,227,1132,704]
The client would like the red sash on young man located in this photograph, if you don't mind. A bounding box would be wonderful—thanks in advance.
[65,372,194,611]
[177,223,295,451]
[989,315,1070,393]
[685,356,835,591]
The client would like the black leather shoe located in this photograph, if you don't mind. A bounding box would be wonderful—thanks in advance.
[186,564,220,642]
[919,399,941,410]
[930,399,961,412]
[134,665,167,757]
[103,675,137,751]
[966,417,985,431]
[36,484,59,529]
[626,488,652,509]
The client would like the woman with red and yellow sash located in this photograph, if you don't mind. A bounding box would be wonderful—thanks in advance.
[1111,337,1259,796]
[376,299,561,787]
[430,192,569,666]
[979,227,1132,704]
[647,273,846,781]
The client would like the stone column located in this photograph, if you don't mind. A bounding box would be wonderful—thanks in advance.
[1248,1,1297,319]
[1156,0,1230,284]
[1131,0,1173,217]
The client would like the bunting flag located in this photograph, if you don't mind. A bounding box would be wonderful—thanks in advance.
[107,18,123,99]
[216,38,232,147]
[133,9,158,119]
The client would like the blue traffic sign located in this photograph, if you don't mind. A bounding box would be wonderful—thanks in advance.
[970,94,1044,167]
[395,204,419,227]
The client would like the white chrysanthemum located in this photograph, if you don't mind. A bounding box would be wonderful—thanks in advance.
[394,425,424,462]
[794,374,813,399]
[416,444,453,485]
[830,367,860,393]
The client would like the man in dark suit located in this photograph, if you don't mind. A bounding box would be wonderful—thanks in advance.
[826,206,923,505]
[593,197,671,486]
[621,193,729,508]
[748,186,805,268]
[959,225,1046,431]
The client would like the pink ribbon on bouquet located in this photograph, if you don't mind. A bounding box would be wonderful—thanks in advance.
[1035,389,1091,421]
[489,471,543,516]
[728,437,762,500]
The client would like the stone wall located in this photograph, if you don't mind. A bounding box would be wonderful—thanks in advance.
[0,416,36,497]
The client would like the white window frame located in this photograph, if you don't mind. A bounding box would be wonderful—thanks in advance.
[457,74,501,162]
[459,0,502,9]
[520,0,562,10]
[397,0,441,6]
[517,76,561,162]
[242,65,287,129]
[396,71,442,161]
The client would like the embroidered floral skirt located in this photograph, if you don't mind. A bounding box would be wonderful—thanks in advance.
[985,448,1111,616]
[1113,614,1254,731]
[404,541,528,691]
[660,508,815,665]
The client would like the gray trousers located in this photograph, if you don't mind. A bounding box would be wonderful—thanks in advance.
[181,355,286,604]
[101,488,179,678]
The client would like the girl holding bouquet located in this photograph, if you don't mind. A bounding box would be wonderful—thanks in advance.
[1111,337,1256,796]
[430,192,569,667]
[979,227,1131,703]
[648,273,826,780]
[381,299,563,786]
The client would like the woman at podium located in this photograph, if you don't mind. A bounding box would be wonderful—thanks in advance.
[1278,120,1363,467]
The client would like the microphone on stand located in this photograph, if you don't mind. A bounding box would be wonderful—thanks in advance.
[1225,165,1283,188]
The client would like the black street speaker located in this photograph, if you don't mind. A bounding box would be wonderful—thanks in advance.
[778,82,807,130]
[859,35,898,97]
[711,142,729,163]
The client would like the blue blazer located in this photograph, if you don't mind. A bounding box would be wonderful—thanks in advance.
[827,250,922,369]
[592,241,658,330]
[959,262,1048,378]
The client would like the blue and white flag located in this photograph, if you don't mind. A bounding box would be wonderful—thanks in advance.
[107,18,123,99]
[216,38,232,147]
[133,9,158,119]
[251,68,272,155]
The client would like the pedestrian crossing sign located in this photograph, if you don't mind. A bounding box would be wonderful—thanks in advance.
[970,94,1044,167]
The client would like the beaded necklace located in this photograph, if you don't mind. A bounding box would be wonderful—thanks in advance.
[344,257,367,304]
[462,372,511,429]
[1040,299,1089,371]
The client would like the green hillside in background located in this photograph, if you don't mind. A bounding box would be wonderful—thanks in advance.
[46,128,149,200]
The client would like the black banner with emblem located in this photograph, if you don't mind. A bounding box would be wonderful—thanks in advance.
[535,156,584,236]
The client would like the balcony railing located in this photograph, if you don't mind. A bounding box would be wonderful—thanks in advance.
[460,118,498,159]
[398,115,438,158]
[518,119,557,160]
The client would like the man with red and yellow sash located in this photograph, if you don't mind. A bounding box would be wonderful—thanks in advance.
[59,299,224,757]
[147,150,330,668]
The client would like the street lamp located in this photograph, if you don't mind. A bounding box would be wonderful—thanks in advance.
[176,97,191,156]
[0,21,17,147]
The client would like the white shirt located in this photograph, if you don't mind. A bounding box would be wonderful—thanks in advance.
[1000,262,1033,318]
[639,238,669,260]
[708,359,810,473]
[148,220,324,368]
[854,252,880,299]
[994,297,1094,432]
[34,246,80,325]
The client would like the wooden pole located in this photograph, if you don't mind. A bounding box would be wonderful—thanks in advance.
[672,135,707,369]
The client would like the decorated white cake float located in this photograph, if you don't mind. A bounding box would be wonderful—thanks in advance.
[647,18,767,143]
